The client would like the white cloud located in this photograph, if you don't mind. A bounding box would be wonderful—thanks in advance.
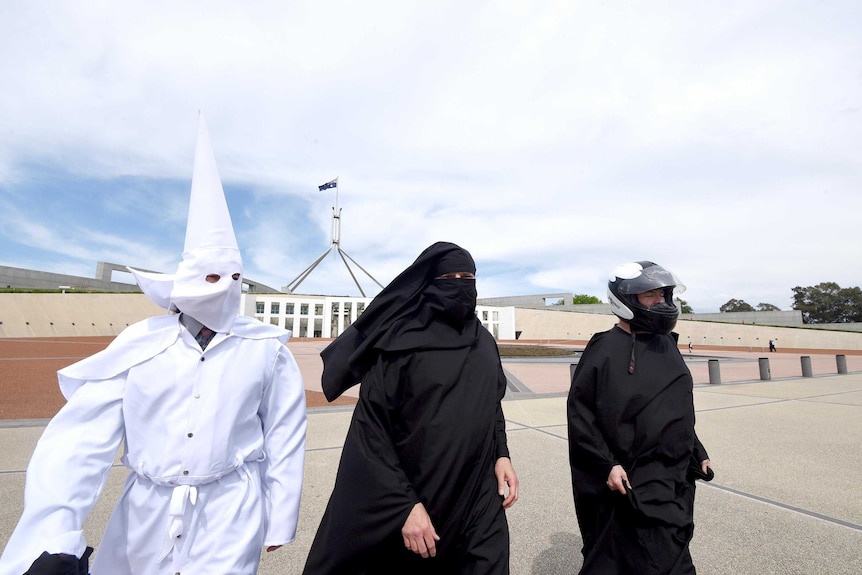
[1,1,861,312]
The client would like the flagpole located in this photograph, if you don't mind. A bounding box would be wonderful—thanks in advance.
[285,177,382,295]
[332,177,340,246]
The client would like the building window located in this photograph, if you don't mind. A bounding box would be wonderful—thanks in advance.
[301,304,309,315]
[331,304,340,335]
[315,304,323,316]
[493,311,499,321]
[342,302,353,328]
[256,302,264,314]
[271,302,280,314]
[357,302,365,316]
[286,303,294,315]
[482,311,489,321]
[270,317,280,326]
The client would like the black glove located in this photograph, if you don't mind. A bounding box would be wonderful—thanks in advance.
[23,546,93,575]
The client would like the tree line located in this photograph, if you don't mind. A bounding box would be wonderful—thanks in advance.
[719,282,862,324]
[570,281,862,324]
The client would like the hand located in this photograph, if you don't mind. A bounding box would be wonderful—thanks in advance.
[402,502,440,558]
[701,459,712,475]
[607,464,630,494]
[495,457,519,509]
[266,545,282,552]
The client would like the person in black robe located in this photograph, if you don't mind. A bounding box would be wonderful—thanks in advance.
[303,241,519,575]
[568,261,712,575]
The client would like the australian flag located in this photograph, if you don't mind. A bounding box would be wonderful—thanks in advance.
[318,178,338,191]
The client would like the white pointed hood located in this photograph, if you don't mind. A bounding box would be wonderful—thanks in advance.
[129,112,243,333]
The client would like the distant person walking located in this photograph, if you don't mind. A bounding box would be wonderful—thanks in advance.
[769,339,776,352]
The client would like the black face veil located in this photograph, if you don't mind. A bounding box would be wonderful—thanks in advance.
[320,242,480,401]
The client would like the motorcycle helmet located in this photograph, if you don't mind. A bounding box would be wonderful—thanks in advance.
[607,261,685,335]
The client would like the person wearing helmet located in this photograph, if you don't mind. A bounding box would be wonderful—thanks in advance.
[567,261,712,575]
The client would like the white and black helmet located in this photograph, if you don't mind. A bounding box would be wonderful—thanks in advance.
[607,261,685,335]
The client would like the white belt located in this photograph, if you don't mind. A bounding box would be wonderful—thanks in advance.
[158,484,198,562]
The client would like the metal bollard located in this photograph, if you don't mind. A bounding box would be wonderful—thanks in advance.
[836,355,847,374]
[758,357,771,380]
[708,359,721,384]
[800,356,813,377]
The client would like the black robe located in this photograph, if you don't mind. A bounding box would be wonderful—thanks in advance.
[303,327,511,574]
[567,327,709,575]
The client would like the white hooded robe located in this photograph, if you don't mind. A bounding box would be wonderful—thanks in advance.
[0,314,306,575]
[1,113,307,575]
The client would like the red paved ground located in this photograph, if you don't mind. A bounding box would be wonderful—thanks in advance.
[0,337,355,420]
[3,337,861,420]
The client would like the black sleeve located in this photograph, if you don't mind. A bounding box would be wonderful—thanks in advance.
[692,430,710,463]
[353,354,422,508]
[303,356,421,573]
[494,360,510,460]
[567,339,618,495]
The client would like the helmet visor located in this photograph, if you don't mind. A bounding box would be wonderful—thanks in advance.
[611,262,686,295]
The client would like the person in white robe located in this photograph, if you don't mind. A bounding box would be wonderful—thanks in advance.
[0,113,307,575]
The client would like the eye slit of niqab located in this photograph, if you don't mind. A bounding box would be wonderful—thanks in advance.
[231,273,240,281]
[205,274,221,283]
[435,272,476,280]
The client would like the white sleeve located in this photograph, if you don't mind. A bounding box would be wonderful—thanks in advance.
[0,376,125,575]
[258,345,307,547]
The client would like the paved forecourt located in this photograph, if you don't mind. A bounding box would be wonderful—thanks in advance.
[0,342,861,573]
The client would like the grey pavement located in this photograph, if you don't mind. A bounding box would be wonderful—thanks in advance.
[1,342,861,574]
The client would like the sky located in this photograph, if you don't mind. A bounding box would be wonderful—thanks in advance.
[1,1,860,313]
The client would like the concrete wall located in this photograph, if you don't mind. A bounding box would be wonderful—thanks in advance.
[514,308,617,341]
[480,294,809,328]
[478,293,572,308]
[801,322,862,333]
[673,318,862,351]
[3,293,860,350]
[680,310,804,327]
[527,306,808,327]
[0,265,141,292]
[0,293,165,338]
[2,263,281,295]
[0,293,517,341]
[513,308,862,351]
[478,294,610,314]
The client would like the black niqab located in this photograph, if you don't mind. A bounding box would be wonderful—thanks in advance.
[320,241,479,401]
